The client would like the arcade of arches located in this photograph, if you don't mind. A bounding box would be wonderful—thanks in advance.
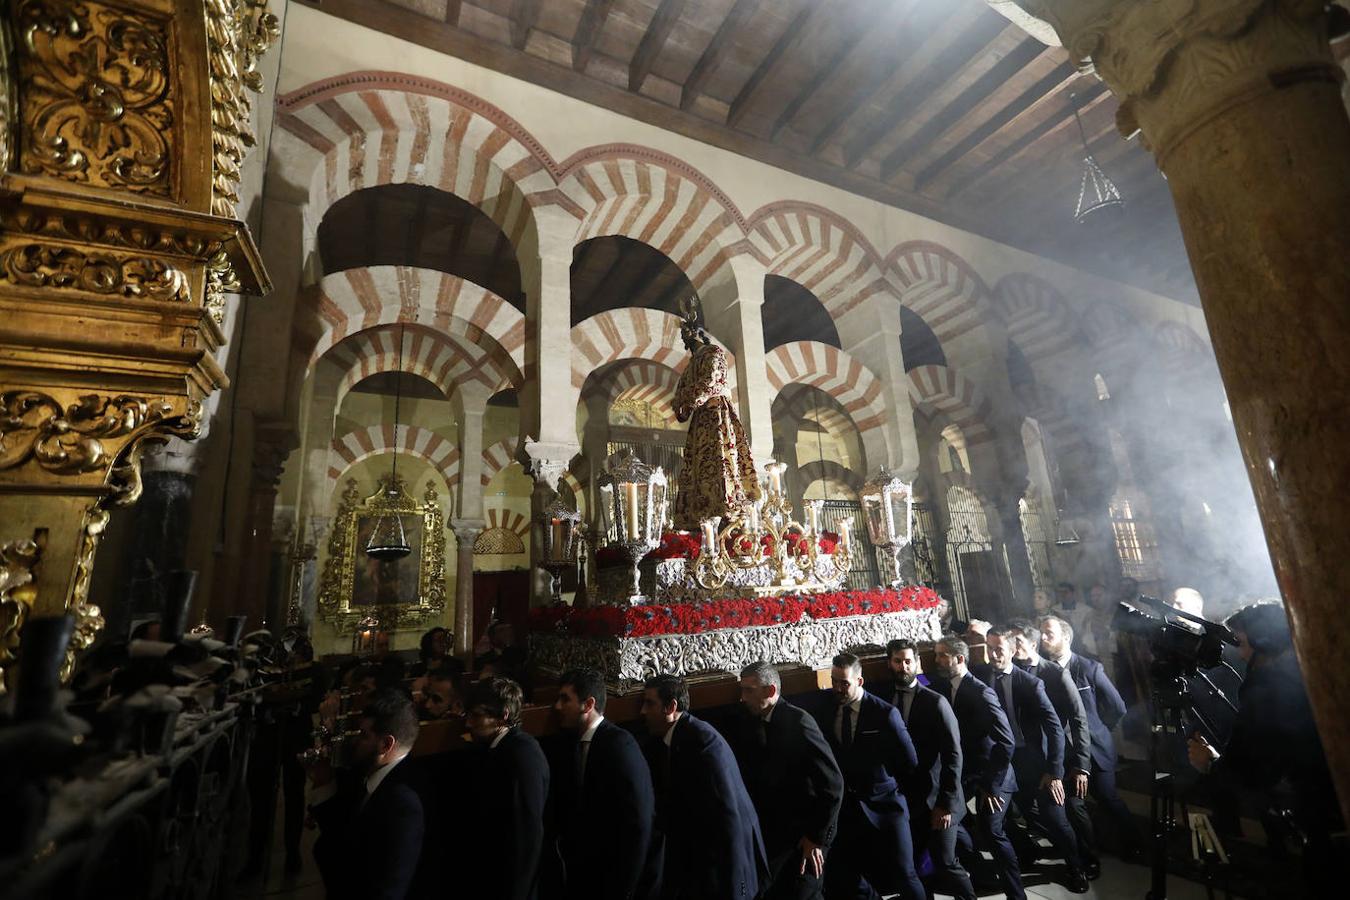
[3,0,1350,829]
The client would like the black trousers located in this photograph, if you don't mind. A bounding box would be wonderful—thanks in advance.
[1010,752,1082,871]
[1065,759,1142,860]
[957,785,1024,900]
[760,842,826,900]
[823,796,924,900]
[907,804,975,900]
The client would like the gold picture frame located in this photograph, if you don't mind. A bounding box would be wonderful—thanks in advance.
[317,474,447,631]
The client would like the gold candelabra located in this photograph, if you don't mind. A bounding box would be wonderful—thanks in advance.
[693,462,853,594]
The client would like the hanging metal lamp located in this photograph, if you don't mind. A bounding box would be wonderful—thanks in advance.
[366,325,412,561]
[1070,92,1124,223]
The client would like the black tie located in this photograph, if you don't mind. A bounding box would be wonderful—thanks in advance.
[997,673,1026,747]
[841,706,853,750]
[574,740,587,791]
[757,717,769,750]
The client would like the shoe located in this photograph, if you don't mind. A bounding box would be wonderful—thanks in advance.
[1084,857,1102,880]
[1064,869,1090,893]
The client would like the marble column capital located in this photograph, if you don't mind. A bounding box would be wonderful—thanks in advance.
[451,518,487,541]
[523,439,579,491]
[991,0,1340,163]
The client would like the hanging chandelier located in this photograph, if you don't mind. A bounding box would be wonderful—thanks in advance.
[1071,92,1124,223]
[366,325,412,561]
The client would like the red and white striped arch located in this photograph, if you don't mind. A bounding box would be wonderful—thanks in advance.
[1153,321,1210,375]
[994,273,1083,362]
[301,267,525,382]
[582,360,682,428]
[1080,301,1143,381]
[907,365,993,445]
[797,459,864,496]
[327,424,461,488]
[569,308,736,392]
[483,507,530,537]
[556,151,745,295]
[481,436,521,488]
[886,242,995,349]
[328,325,517,404]
[765,342,888,437]
[748,203,891,318]
[275,74,557,250]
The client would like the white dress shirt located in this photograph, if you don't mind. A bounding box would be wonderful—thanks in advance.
[578,714,604,778]
[364,750,410,801]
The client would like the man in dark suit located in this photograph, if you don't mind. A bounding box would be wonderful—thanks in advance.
[978,628,1088,893]
[1008,619,1094,876]
[808,652,923,900]
[465,675,551,900]
[935,635,1023,900]
[872,639,976,900]
[640,673,767,900]
[550,668,656,900]
[1039,615,1143,865]
[309,687,426,900]
[730,661,842,900]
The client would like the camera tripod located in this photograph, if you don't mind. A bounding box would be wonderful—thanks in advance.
[1145,664,1237,900]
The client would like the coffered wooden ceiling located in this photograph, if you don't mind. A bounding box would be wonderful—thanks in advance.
[304,0,1201,304]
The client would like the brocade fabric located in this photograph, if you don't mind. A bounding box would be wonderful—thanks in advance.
[673,342,761,530]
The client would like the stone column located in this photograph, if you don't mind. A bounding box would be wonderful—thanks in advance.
[992,0,1350,821]
[239,425,294,634]
[450,519,484,660]
[702,254,775,466]
[518,208,578,456]
[118,440,204,635]
[836,294,922,476]
[454,386,491,523]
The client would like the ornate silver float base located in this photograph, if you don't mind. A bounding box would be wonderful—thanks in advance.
[530,608,941,690]
[594,556,845,606]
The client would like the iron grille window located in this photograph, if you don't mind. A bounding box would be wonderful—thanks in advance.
[819,500,880,591]
[910,502,944,592]
[1019,498,1053,594]
[1109,496,1160,580]
[945,486,1007,621]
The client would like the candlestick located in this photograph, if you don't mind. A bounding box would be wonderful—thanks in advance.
[769,466,782,498]
[747,504,760,535]
[806,502,819,535]
[839,518,852,550]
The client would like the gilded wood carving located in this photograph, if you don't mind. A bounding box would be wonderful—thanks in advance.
[317,476,448,632]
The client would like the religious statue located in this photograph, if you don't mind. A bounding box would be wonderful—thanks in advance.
[673,297,761,530]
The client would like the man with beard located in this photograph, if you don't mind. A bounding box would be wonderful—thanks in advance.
[640,673,767,900]
[874,639,975,900]
[935,636,1022,900]
[308,688,427,900]
[550,668,656,900]
[730,661,842,900]
[810,652,924,900]
[1038,615,1142,864]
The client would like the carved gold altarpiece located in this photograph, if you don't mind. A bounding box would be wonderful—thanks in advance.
[0,0,277,690]
[316,476,449,633]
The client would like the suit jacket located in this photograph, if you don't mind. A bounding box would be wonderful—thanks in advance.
[808,690,918,829]
[468,728,551,900]
[727,699,843,854]
[1063,652,1126,770]
[946,672,1016,795]
[1019,657,1091,776]
[868,681,965,819]
[647,713,768,900]
[551,719,656,900]
[312,758,427,900]
[973,663,1065,783]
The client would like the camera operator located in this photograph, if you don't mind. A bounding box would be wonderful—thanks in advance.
[1186,601,1342,893]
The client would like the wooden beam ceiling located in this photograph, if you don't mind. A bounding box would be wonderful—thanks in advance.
[630,0,691,92]
[302,0,1198,304]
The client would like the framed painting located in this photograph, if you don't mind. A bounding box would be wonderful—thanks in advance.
[317,474,447,631]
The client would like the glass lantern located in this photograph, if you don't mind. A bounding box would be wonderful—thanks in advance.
[860,468,913,586]
[538,495,582,604]
[352,615,381,656]
[597,451,668,604]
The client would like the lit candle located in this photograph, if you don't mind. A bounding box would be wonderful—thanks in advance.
[624,483,641,540]
[769,465,782,498]
[806,503,819,534]
[747,504,760,535]
[702,520,718,551]
[551,518,566,562]
[882,494,896,542]
[839,518,852,550]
